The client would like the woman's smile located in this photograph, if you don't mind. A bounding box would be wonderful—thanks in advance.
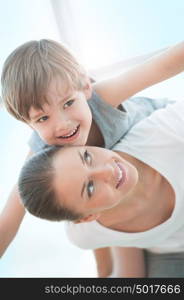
[52,146,138,219]
[115,161,127,189]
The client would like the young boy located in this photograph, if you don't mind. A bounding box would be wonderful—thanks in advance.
[0,39,184,276]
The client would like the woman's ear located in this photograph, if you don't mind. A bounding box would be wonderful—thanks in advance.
[74,213,100,224]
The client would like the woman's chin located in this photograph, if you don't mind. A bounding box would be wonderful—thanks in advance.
[120,162,139,196]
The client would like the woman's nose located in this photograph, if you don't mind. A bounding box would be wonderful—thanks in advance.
[91,164,114,182]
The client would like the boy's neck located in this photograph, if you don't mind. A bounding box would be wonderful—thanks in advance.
[87,119,104,147]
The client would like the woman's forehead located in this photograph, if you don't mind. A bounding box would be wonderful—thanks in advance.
[53,149,85,207]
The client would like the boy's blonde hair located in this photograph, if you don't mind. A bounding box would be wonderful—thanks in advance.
[1,39,88,122]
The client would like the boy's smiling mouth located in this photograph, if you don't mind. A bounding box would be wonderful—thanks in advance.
[57,124,80,141]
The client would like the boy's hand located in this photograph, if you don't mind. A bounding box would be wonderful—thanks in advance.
[0,149,33,257]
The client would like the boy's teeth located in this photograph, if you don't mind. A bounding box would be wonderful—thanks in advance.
[61,126,78,138]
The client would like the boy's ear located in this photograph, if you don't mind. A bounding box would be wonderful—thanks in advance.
[74,213,100,224]
[83,78,93,100]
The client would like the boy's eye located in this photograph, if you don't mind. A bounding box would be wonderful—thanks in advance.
[84,150,92,165]
[63,99,74,109]
[37,116,48,123]
[87,180,94,198]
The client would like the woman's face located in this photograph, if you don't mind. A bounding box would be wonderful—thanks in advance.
[53,146,138,222]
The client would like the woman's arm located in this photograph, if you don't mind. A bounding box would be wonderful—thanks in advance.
[94,40,184,107]
[94,247,113,277]
[0,149,33,257]
[110,247,146,278]
[94,247,145,278]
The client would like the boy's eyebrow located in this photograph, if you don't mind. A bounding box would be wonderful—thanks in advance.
[78,151,86,198]
[30,111,45,121]
[29,92,75,120]
[58,91,75,105]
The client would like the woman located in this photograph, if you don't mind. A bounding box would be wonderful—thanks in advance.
[18,99,184,277]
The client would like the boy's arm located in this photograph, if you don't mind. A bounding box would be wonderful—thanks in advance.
[0,150,33,257]
[93,41,184,107]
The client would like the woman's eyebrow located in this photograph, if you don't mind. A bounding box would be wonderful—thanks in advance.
[81,183,86,198]
[78,151,85,197]
[78,151,84,165]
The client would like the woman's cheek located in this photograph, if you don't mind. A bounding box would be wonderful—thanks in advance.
[101,188,112,206]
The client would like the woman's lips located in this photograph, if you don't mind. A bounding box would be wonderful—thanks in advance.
[115,161,126,189]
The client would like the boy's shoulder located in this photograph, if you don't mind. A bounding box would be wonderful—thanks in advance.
[28,131,51,153]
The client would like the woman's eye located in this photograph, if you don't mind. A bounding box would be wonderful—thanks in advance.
[87,180,94,198]
[84,150,92,165]
[63,99,74,109]
[37,116,48,123]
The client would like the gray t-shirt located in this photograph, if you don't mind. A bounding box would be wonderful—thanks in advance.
[28,91,174,152]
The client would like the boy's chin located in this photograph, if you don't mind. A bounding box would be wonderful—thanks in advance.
[54,136,88,147]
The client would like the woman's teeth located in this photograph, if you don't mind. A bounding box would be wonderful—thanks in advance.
[115,162,125,188]
[117,165,123,183]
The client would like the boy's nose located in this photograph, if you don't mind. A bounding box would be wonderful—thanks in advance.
[91,164,114,183]
[55,113,71,134]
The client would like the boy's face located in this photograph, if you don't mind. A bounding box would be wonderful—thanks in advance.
[28,77,92,146]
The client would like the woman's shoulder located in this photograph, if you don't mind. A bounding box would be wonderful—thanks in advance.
[65,221,100,250]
